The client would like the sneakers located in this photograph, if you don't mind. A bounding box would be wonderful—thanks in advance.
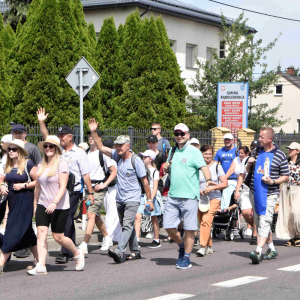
[27,263,47,275]
[13,248,31,258]
[246,228,253,236]
[145,231,154,239]
[262,249,278,260]
[108,249,122,263]
[100,237,113,251]
[250,236,257,245]
[74,249,85,271]
[249,251,262,264]
[55,253,71,264]
[196,247,206,257]
[176,256,192,269]
[206,247,213,255]
[99,236,113,248]
[147,240,161,249]
[194,236,199,246]
[78,242,88,255]
[176,248,185,266]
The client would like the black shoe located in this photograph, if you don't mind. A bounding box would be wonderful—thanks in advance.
[108,249,122,263]
[55,253,71,264]
[250,236,257,245]
[147,240,161,249]
[194,236,199,246]
[13,248,31,258]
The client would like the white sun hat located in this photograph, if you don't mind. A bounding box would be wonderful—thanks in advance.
[3,139,28,157]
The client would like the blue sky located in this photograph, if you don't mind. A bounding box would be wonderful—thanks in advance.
[179,0,300,73]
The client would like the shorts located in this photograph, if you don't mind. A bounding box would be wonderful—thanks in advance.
[163,196,198,231]
[35,204,69,234]
[85,188,106,216]
[239,188,252,211]
[250,192,278,238]
[137,195,161,216]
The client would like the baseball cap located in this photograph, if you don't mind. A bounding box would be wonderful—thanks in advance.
[140,150,156,160]
[103,138,114,149]
[190,138,200,145]
[87,128,102,137]
[287,142,300,150]
[147,135,158,143]
[11,124,26,133]
[114,135,130,145]
[57,125,73,135]
[78,142,89,151]
[174,123,189,132]
[251,140,260,148]
[223,133,234,140]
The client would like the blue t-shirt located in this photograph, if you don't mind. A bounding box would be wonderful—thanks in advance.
[111,150,146,203]
[214,147,237,180]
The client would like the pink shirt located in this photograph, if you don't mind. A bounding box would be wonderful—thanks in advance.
[37,159,70,210]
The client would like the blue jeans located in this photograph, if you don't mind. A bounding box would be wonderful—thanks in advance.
[116,201,140,258]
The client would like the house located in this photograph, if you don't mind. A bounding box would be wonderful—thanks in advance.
[253,67,300,133]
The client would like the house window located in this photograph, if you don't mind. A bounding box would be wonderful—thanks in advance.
[275,85,282,95]
[169,40,177,53]
[186,44,197,68]
[220,41,225,58]
[206,47,216,68]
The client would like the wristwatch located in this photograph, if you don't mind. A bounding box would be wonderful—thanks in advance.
[206,179,212,182]
[272,179,276,186]
[88,192,94,195]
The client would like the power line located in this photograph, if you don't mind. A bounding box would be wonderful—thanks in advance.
[209,0,300,22]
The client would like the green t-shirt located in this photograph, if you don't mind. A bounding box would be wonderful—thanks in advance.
[168,143,206,200]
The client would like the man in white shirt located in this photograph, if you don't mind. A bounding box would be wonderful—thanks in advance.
[78,130,117,253]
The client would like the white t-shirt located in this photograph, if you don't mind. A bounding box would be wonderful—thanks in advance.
[233,157,243,178]
[148,166,159,192]
[87,150,113,184]
[0,154,7,176]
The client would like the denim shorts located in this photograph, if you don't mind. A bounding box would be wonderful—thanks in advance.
[163,196,198,231]
[137,194,161,216]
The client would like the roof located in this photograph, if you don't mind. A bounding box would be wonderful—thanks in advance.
[1,0,257,33]
[280,72,300,89]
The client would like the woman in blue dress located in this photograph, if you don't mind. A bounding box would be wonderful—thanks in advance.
[0,139,38,274]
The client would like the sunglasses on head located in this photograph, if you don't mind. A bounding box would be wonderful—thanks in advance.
[174,132,186,137]
[150,128,160,131]
[7,147,18,152]
[43,144,55,149]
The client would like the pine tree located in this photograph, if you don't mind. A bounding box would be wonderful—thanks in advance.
[117,23,124,45]
[1,23,16,58]
[0,12,4,32]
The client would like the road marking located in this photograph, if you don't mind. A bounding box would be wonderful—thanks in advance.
[278,264,300,272]
[212,276,267,287]
[147,294,195,300]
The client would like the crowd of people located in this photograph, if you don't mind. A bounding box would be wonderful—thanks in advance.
[0,107,299,274]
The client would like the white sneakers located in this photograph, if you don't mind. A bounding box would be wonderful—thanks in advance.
[206,246,213,255]
[196,247,213,257]
[78,242,88,255]
[145,231,154,239]
[100,237,113,251]
[27,263,47,275]
[74,249,85,271]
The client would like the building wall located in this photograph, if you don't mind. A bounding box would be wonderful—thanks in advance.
[84,7,222,97]
[253,75,300,133]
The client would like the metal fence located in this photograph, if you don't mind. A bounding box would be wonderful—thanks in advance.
[1,125,213,154]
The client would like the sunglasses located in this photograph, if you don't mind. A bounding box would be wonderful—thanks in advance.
[43,144,55,149]
[174,132,186,137]
[7,147,18,152]
[250,147,255,150]
[150,128,160,131]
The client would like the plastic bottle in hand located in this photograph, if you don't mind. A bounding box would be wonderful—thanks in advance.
[86,200,91,206]
[146,203,151,212]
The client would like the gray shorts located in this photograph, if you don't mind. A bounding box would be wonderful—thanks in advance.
[250,192,278,238]
[163,196,198,231]
[85,188,106,217]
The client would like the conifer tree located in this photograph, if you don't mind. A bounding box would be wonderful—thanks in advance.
[0,12,4,32]
[117,23,124,45]
[1,23,16,58]
[87,22,97,52]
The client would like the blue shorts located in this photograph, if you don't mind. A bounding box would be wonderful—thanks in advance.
[137,195,162,216]
[163,196,198,231]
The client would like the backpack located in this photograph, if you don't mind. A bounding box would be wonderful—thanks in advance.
[244,150,259,188]
[86,148,117,187]
[162,137,168,154]
[67,172,76,195]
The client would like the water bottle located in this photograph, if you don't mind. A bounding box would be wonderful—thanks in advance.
[146,204,151,212]
[86,200,91,206]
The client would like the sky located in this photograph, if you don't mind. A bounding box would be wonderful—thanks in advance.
[179,0,300,73]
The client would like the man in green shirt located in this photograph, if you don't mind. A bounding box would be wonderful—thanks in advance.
[163,123,212,269]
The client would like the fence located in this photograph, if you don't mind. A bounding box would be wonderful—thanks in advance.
[1,124,213,154]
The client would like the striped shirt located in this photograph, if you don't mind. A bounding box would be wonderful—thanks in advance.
[249,145,289,195]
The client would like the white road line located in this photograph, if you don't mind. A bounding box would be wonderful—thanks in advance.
[147,294,195,300]
[278,264,300,272]
[212,276,267,288]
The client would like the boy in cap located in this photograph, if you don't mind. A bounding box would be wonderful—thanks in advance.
[147,134,166,177]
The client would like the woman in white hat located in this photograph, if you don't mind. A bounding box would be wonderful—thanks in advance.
[276,142,300,246]
[27,136,85,275]
[0,139,38,274]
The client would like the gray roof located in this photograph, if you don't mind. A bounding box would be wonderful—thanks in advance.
[1,0,256,33]
[280,73,300,89]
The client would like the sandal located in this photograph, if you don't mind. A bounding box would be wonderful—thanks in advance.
[27,259,38,270]
[163,236,174,243]
[294,239,300,247]
[0,265,3,274]
[125,252,141,261]
[285,238,296,247]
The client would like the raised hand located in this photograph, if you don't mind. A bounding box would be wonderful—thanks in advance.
[88,118,98,132]
[37,107,49,122]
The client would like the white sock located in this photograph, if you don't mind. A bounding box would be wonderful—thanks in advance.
[154,239,160,243]
[137,238,139,242]
[256,246,262,255]
[81,241,88,247]
[268,242,275,251]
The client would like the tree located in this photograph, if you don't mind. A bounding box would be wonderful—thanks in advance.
[3,0,32,32]
[188,13,285,130]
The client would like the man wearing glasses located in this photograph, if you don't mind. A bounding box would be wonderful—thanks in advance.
[163,123,212,270]
[150,123,170,155]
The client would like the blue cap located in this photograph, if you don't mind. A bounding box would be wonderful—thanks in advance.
[11,124,26,133]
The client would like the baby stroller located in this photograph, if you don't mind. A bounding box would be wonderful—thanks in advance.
[212,192,247,241]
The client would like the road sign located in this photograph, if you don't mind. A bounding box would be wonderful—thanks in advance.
[217,82,249,130]
[66,57,100,144]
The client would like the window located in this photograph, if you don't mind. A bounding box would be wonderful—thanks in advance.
[206,47,216,69]
[275,85,282,95]
[186,44,197,68]
[220,40,225,58]
[169,40,177,53]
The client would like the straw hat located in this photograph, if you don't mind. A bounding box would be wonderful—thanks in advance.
[3,139,28,157]
[38,135,62,155]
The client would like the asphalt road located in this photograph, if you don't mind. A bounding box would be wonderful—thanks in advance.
[0,233,300,300]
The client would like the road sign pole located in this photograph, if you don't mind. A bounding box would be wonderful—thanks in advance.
[78,69,84,144]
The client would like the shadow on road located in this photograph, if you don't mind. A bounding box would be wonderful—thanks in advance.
[229,251,250,258]
[150,257,201,267]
